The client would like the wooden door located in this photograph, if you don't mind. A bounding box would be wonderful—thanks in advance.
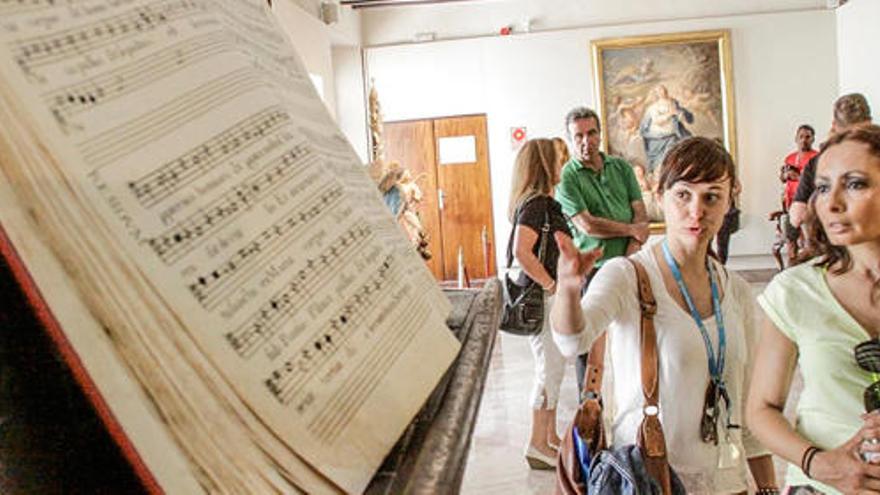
[384,120,444,279]
[433,115,496,281]
[384,115,495,283]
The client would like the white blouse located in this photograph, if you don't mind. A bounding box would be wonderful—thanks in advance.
[552,246,767,494]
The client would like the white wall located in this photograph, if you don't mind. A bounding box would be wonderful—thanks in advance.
[365,9,838,270]
[280,0,362,45]
[360,0,824,46]
[273,0,338,117]
[272,0,367,163]
[836,0,880,109]
[333,46,369,162]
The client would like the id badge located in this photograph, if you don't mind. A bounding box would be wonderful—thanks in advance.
[700,382,720,444]
[717,420,742,469]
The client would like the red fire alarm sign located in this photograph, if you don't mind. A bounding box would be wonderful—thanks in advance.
[510,126,527,150]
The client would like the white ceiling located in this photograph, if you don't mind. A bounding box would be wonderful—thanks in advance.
[358,0,828,45]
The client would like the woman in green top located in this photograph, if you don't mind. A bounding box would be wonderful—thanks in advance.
[748,124,880,494]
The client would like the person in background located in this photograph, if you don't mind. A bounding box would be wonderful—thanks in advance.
[715,178,741,265]
[773,125,818,265]
[783,125,818,210]
[553,136,570,167]
[508,138,573,470]
[747,125,880,495]
[554,106,649,399]
[551,137,777,494]
[712,136,741,265]
[789,94,872,230]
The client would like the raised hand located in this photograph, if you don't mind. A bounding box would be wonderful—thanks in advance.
[554,232,602,295]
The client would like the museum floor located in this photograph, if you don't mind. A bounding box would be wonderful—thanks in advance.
[461,274,801,494]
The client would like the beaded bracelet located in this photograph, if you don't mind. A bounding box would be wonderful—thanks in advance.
[756,488,780,495]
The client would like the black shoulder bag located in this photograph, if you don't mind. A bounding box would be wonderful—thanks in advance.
[499,201,549,336]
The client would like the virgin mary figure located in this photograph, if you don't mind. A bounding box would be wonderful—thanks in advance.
[639,84,694,174]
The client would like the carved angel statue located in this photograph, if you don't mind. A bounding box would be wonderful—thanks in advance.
[368,79,385,163]
[369,160,432,260]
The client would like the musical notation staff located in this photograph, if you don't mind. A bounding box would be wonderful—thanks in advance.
[43,31,231,127]
[0,0,75,16]
[189,183,345,310]
[12,0,203,75]
[80,67,267,168]
[128,106,290,208]
[263,255,398,407]
[297,127,352,162]
[310,302,428,443]
[224,225,373,359]
[146,144,313,265]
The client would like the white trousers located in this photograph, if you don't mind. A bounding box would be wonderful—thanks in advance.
[528,295,567,409]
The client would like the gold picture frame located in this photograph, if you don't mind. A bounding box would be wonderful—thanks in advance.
[591,29,736,230]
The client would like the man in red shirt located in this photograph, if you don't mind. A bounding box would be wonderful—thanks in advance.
[781,124,817,211]
[771,124,817,268]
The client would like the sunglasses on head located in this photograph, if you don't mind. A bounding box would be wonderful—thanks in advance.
[854,339,880,412]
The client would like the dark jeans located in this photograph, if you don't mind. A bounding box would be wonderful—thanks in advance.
[575,267,600,402]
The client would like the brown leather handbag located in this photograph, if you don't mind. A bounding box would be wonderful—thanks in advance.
[556,259,676,495]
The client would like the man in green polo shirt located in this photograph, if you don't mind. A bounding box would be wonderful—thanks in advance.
[555,106,649,396]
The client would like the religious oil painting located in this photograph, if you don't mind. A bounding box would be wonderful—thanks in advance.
[591,30,736,224]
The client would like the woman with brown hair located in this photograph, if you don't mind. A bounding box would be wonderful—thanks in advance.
[551,137,776,493]
[748,125,880,494]
[507,138,573,469]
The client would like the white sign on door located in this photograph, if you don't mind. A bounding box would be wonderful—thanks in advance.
[438,136,477,164]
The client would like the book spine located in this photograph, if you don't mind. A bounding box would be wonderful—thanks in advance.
[0,223,162,495]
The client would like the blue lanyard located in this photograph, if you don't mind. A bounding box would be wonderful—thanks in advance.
[661,240,726,383]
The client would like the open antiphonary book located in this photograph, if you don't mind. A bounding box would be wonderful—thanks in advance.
[0,0,460,493]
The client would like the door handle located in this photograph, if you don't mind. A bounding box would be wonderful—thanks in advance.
[438,188,445,211]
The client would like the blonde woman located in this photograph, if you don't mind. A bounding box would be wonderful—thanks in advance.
[508,138,572,469]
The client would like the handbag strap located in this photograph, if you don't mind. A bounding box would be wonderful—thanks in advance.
[578,260,658,404]
[627,258,674,495]
[506,196,550,269]
[629,259,659,406]
[535,209,550,263]
[582,333,606,399]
